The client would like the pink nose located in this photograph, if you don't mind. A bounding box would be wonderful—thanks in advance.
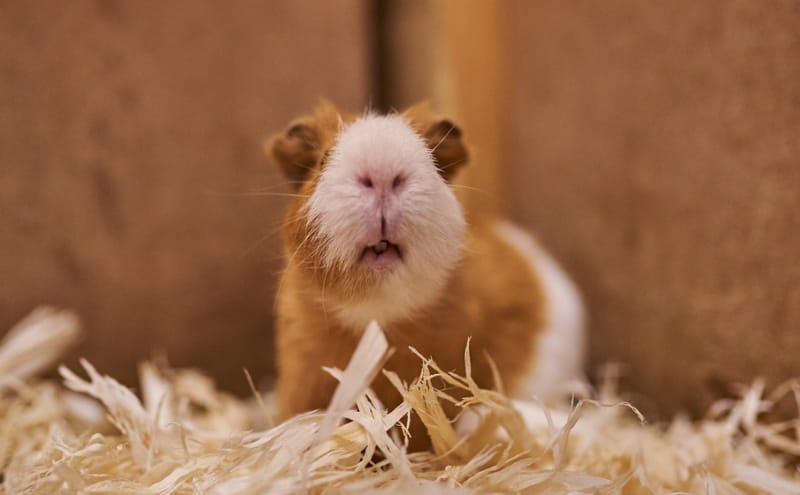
[359,174,405,191]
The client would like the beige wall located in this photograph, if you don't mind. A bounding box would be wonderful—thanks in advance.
[503,1,800,417]
[0,1,369,392]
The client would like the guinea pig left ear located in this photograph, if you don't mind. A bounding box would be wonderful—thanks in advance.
[424,119,469,181]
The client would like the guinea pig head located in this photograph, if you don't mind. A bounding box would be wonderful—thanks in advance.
[268,102,469,328]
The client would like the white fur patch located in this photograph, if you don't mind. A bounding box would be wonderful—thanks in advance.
[306,114,466,330]
[493,221,586,401]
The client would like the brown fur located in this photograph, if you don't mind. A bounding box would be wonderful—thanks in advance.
[404,102,469,180]
[268,102,545,450]
[264,101,352,187]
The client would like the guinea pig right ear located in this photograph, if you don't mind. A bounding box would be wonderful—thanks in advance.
[265,101,342,188]
[403,102,469,181]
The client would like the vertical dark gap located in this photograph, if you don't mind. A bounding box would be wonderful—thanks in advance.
[369,0,391,112]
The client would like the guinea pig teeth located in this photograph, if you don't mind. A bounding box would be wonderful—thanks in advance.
[373,240,389,254]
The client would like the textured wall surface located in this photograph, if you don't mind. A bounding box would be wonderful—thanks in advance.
[505,1,800,416]
[0,1,369,392]
[3,0,799,418]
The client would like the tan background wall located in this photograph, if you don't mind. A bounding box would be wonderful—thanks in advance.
[502,1,800,416]
[0,1,369,392]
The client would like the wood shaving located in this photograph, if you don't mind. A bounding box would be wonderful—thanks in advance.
[1,308,799,494]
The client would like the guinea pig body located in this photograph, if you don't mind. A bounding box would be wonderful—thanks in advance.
[269,102,585,447]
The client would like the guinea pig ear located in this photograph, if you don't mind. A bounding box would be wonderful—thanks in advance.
[266,120,321,185]
[265,101,342,188]
[403,103,469,181]
[423,119,469,181]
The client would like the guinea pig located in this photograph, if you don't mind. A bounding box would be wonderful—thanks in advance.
[266,101,585,449]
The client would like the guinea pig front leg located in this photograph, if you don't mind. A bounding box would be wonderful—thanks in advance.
[275,321,357,419]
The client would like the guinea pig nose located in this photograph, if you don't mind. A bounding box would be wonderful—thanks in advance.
[391,175,405,190]
[359,176,374,188]
[358,174,404,191]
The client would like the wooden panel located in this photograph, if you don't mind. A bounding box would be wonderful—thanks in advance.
[505,1,800,416]
[381,0,509,216]
[0,1,369,392]
[436,0,509,216]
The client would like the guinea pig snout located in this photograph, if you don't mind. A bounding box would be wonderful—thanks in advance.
[362,204,401,246]
[355,174,406,244]
[357,172,406,193]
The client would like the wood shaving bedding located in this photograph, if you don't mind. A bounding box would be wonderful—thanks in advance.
[1,308,798,494]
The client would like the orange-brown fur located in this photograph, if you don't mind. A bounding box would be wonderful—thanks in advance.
[269,102,546,450]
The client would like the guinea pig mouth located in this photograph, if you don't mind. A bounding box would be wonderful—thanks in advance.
[359,240,403,266]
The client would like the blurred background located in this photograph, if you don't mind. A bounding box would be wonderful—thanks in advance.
[2,1,798,418]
